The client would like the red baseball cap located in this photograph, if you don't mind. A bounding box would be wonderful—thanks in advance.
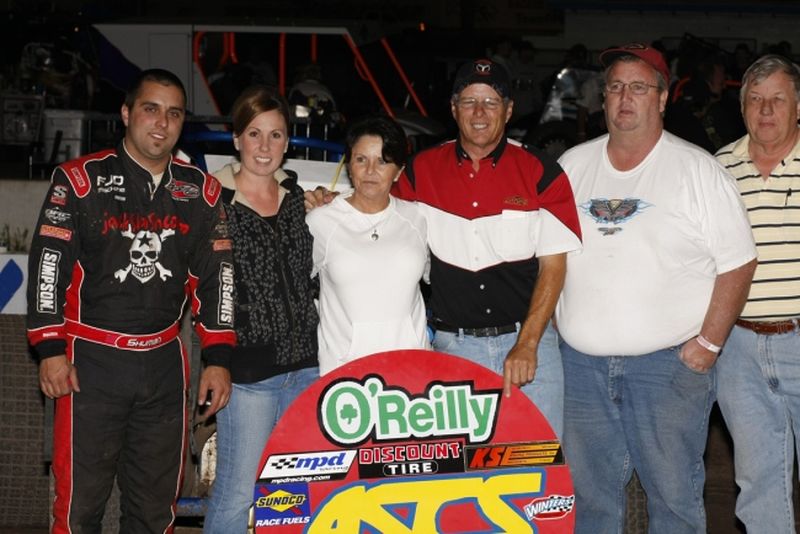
[600,43,670,86]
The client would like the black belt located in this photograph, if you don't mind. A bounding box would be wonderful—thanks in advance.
[430,319,518,338]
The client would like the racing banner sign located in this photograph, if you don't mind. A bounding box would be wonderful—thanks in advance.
[253,349,575,533]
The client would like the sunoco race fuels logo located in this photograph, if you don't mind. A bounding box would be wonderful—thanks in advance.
[259,450,356,481]
[320,376,501,446]
[253,483,311,527]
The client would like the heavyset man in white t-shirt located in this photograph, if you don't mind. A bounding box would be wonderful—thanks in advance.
[556,43,757,534]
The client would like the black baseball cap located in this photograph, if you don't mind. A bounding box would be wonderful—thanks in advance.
[452,59,512,100]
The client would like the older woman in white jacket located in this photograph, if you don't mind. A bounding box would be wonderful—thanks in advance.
[306,115,430,375]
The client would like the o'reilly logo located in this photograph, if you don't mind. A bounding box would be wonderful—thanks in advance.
[259,450,356,481]
[37,248,61,314]
[320,376,500,446]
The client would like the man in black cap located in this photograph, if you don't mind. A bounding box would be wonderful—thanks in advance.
[393,59,582,438]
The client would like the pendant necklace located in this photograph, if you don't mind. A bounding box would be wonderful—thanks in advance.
[367,209,389,241]
[354,200,390,241]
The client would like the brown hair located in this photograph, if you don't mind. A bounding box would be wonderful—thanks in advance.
[230,85,291,136]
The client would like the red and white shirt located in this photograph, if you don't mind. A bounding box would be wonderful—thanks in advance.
[394,136,582,328]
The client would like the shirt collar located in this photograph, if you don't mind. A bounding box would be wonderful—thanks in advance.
[732,128,800,162]
[216,162,289,211]
[454,135,508,167]
[119,139,173,185]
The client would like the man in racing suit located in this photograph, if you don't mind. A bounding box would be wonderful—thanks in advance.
[26,69,236,533]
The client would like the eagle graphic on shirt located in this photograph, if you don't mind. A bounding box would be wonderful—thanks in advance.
[580,198,652,235]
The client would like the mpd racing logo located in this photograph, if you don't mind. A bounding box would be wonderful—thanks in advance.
[580,198,652,236]
[253,483,311,527]
[259,450,356,483]
[36,248,60,314]
[466,441,564,470]
[358,441,464,479]
[165,179,200,201]
[524,494,575,521]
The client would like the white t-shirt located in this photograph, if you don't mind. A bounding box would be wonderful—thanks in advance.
[307,193,430,374]
[556,131,757,356]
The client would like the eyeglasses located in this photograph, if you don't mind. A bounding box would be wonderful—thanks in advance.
[605,81,660,95]
[455,97,505,110]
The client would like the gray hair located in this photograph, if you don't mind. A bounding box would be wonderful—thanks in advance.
[603,56,668,92]
[740,54,800,105]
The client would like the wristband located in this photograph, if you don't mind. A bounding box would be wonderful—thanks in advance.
[696,334,721,354]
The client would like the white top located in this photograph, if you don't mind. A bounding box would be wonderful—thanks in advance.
[307,193,430,375]
[556,131,757,356]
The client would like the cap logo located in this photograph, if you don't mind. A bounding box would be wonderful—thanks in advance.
[475,61,492,75]
[623,43,648,50]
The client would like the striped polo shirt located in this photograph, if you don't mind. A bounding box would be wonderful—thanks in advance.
[716,133,800,321]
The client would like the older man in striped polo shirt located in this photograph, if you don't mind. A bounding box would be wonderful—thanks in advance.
[716,54,800,534]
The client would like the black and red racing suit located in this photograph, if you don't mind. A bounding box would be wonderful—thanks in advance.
[26,141,236,533]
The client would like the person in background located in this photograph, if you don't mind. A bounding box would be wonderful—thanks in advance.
[715,54,800,534]
[288,63,338,119]
[204,85,319,534]
[511,40,543,123]
[27,68,235,533]
[556,42,757,534]
[307,115,429,375]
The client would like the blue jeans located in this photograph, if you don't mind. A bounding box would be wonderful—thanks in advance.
[433,321,563,439]
[717,324,800,534]
[562,342,715,534]
[204,367,319,534]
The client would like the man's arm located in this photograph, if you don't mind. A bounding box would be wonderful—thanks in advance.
[27,168,81,398]
[188,175,237,415]
[503,253,566,397]
[679,259,756,372]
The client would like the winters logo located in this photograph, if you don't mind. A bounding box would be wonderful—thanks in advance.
[523,494,575,521]
[114,225,174,283]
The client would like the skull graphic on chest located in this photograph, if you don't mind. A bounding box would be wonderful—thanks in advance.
[114,225,175,283]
